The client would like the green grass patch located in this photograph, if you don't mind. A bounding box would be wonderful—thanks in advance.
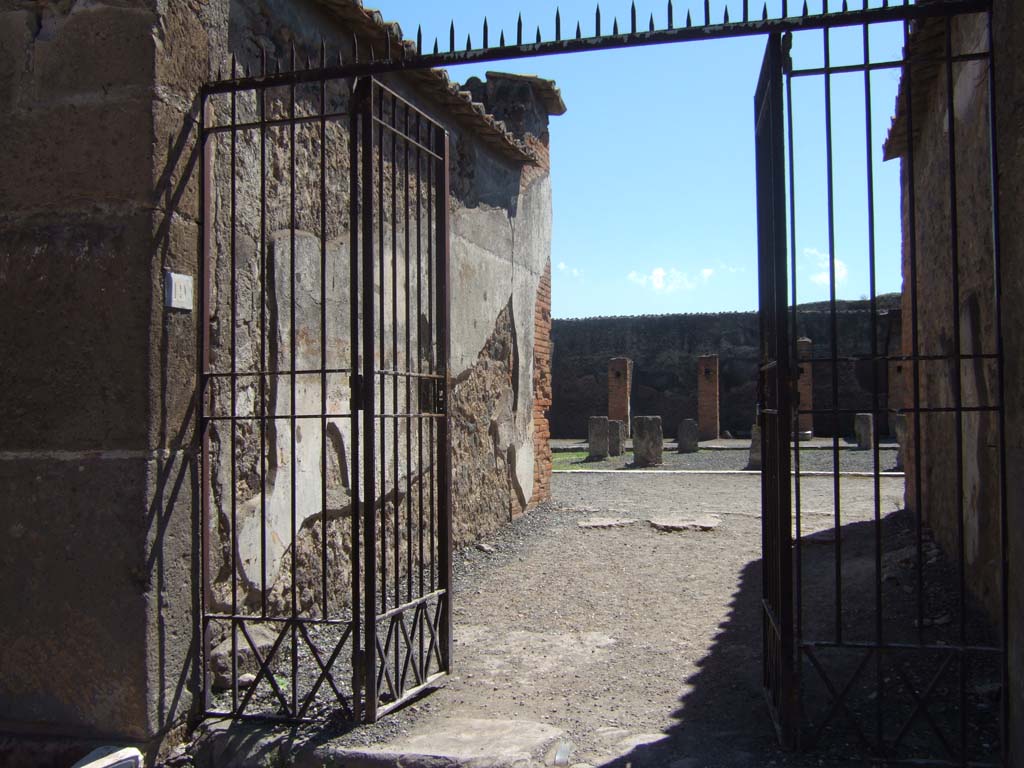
[551,450,631,470]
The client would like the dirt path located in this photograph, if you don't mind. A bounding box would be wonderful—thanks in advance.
[188,472,908,767]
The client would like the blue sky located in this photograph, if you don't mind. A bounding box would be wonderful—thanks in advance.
[379,1,907,318]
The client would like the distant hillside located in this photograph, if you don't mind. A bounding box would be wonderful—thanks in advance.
[795,292,901,313]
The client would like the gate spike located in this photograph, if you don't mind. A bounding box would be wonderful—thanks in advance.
[613,17,619,35]
[518,13,524,45]
[433,37,439,55]
[763,2,768,19]
[724,5,729,23]
[842,0,848,10]
[536,25,542,43]
[500,29,505,47]
[290,43,295,70]
[802,0,808,16]
[863,0,868,10]
[743,0,748,21]
[417,25,422,55]
[595,4,601,37]
[483,17,488,48]
[686,9,692,26]
[466,33,472,51]
[704,0,710,26]
[450,21,455,53]
[576,21,582,38]
[631,2,637,33]
[668,0,674,29]
[230,53,235,79]
[261,44,267,76]
[556,9,561,41]
[649,13,655,31]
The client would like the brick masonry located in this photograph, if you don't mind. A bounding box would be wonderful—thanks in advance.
[607,357,632,435]
[530,261,552,507]
[697,355,720,441]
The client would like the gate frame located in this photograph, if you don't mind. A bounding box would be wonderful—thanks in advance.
[197,2,1009,761]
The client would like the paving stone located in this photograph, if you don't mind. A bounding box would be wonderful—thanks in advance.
[370,718,564,765]
[577,517,638,529]
[648,515,721,532]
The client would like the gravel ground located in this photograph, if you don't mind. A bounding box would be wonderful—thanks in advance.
[177,470,997,768]
[555,445,901,473]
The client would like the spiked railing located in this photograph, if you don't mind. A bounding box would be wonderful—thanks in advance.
[202,0,988,93]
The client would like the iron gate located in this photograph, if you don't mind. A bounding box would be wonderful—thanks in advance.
[755,9,1008,765]
[198,64,451,723]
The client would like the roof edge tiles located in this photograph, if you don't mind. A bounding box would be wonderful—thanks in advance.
[312,0,553,165]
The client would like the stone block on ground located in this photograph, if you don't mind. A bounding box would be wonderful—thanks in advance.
[747,424,762,470]
[588,416,609,460]
[71,748,143,768]
[893,413,908,470]
[210,623,278,691]
[854,413,875,450]
[608,420,625,456]
[648,515,722,532]
[632,416,663,467]
[677,418,698,453]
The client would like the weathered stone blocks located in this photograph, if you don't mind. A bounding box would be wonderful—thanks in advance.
[855,413,875,450]
[677,418,698,453]
[608,420,625,456]
[632,416,663,467]
[588,416,609,460]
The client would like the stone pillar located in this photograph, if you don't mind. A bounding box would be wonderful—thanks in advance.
[796,337,814,437]
[893,413,907,471]
[608,357,633,436]
[632,416,663,467]
[697,355,720,442]
[854,413,875,450]
[677,418,698,454]
[608,420,625,457]
[588,416,610,460]
[747,423,762,470]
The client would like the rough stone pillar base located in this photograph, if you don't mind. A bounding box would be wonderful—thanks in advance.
[632,416,663,467]
[855,413,875,450]
[608,420,625,456]
[747,424,762,470]
[588,416,610,460]
[677,418,698,454]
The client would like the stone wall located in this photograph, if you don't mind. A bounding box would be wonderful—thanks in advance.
[889,7,1023,756]
[530,261,553,507]
[550,300,902,440]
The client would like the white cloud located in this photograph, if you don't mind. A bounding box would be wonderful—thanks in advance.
[571,268,581,278]
[557,261,567,271]
[701,268,714,282]
[716,261,746,274]
[805,248,848,287]
[627,266,697,293]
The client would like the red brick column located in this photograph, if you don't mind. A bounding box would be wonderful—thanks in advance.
[607,357,633,436]
[697,355,719,441]
[797,337,814,435]
[529,262,552,508]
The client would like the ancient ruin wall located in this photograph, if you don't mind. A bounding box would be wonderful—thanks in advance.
[550,303,901,440]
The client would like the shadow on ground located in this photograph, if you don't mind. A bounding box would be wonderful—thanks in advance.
[599,508,1001,768]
